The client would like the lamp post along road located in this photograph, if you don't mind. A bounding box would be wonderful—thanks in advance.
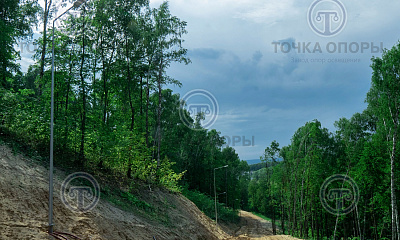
[214,165,228,227]
[48,0,85,233]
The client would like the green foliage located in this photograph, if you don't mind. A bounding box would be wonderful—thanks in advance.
[4,0,398,239]
[101,185,154,214]
[157,157,186,192]
[0,0,251,219]
[249,162,264,172]
[0,0,191,190]
[119,191,153,212]
[0,0,40,88]
[366,41,400,240]
[249,105,396,239]
[182,188,239,223]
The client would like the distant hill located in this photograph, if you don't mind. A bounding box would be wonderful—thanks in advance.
[245,159,261,165]
[249,162,264,172]
[246,158,284,172]
[245,158,283,165]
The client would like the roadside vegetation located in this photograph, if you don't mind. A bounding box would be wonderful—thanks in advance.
[1,0,400,238]
[0,0,248,226]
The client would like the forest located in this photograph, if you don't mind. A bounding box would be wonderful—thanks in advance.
[1,0,400,239]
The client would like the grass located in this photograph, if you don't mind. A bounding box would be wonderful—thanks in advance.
[252,211,272,221]
[0,128,175,226]
[251,211,284,234]
[182,188,240,223]
[101,185,154,213]
[100,184,177,227]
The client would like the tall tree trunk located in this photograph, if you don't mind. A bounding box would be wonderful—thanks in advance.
[391,127,399,240]
[316,212,320,240]
[140,76,143,115]
[102,50,108,124]
[396,206,400,240]
[63,46,73,148]
[128,88,135,131]
[272,206,277,235]
[145,74,149,147]
[100,37,115,125]
[126,37,134,131]
[156,57,163,169]
[355,204,362,239]
[39,0,51,96]
[292,150,304,235]
[281,196,285,234]
[324,213,327,237]
[1,63,6,89]
[363,198,366,239]
[78,10,86,166]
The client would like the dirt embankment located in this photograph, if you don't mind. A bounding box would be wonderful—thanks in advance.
[0,144,229,240]
[0,143,301,240]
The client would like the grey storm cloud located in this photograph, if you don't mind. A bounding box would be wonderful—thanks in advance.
[169,43,374,159]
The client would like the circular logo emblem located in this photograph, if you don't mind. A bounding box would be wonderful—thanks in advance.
[179,89,219,130]
[60,172,100,213]
[320,174,359,216]
[308,0,347,37]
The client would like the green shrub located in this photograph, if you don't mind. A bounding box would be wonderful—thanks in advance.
[182,188,239,223]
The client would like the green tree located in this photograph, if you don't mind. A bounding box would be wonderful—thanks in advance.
[149,2,190,168]
[367,41,400,240]
[261,140,280,234]
[0,0,40,88]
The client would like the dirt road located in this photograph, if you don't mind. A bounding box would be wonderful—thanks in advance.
[224,211,301,240]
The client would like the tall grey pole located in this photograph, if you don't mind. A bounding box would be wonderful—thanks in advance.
[214,165,228,227]
[48,21,55,233]
[48,1,84,233]
[225,167,227,207]
[214,168,217,226]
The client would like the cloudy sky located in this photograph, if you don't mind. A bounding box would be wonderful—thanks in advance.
[19,0,400,161]
[147,0,400,160]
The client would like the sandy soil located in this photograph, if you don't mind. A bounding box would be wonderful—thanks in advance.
[0,144,228,240]
[222,211,301,240]
[0,143,301,240]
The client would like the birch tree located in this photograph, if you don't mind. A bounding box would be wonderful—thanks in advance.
[367,42,400,240]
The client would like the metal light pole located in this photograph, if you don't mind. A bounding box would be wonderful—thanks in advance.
[214,165,228,227]
[225,166,227,207]
[48,0,85,233]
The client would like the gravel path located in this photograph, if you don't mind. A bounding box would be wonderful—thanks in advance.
[223,211,302,240]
